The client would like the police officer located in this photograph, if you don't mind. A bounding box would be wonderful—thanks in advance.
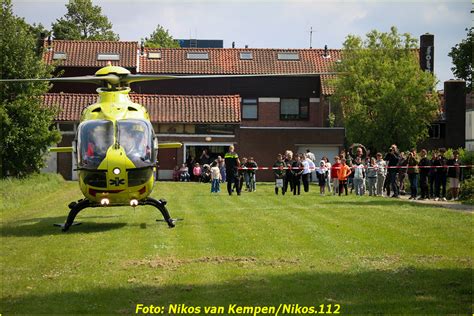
[224,145,241,196]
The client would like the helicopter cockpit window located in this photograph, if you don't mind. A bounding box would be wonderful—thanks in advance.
[78,120,114,169]
[117,119,154,167]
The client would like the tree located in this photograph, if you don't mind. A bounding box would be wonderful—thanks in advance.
[51,0,119,41]
[0,0,61,178]
[143,24,180,48]
[448,27,473,90]
[330,27,439,152]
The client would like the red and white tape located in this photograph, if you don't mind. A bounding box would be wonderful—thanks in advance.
[237,165,474,170]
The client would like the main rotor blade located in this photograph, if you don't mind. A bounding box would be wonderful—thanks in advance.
[123,72,338,84]
[0,74,121,85]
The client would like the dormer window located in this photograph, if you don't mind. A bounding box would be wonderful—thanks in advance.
[186,52,209,60]
[53,52,67,60]
[240,52,253,60]
[277,52,299,60]
[97,53,120,61]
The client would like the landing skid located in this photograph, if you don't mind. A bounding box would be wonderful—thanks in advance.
[56,197,177,232]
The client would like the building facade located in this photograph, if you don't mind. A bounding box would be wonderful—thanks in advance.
[42,40,345,181]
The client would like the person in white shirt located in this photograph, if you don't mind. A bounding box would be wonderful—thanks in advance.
[306,149,316,182]
[302,153,315,192]
[322,156,332,193]
[210,160,222,193]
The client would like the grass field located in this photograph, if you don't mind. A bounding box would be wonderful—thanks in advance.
[0,174,472,315]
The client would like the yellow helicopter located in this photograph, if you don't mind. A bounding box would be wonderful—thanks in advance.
[2,65,194,231]
[2,64,334,231]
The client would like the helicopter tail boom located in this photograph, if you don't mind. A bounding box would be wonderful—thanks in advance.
[49,146,74,153]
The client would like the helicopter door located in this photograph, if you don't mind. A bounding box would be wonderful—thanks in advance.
[117,119,154,168]
[77,120,114,169]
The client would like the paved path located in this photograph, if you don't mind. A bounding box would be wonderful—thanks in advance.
[399,195,473,213]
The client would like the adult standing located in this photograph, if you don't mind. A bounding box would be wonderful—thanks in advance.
[447,150,462,200]
[434,148,448,201]
[407,148,419,200]
[283,150,295,195]
[224,145,241,196]
[384,144,400,198]
[302,153,314,193]
[306,149,316,182]
[418,149,430,200]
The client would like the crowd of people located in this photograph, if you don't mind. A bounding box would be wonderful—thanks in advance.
[171,147,259,195]
[171,144,466,201]
[269,144,464,201]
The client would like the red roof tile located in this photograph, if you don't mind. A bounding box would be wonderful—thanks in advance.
[43,40,138,68]
[139,48,341,75]
[43,93,241,123]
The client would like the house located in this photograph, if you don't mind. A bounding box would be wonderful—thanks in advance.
[466,92,473,151]
[42,39,345,181]
[419,80,467,151]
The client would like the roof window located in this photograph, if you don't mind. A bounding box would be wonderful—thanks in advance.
[53,52,67,60]
[240,52,253,60]
[148,52,161,59]
[277,52,299,60]
[97,53,120,61]
[186,52,209,60]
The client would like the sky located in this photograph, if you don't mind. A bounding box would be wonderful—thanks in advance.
[11,0,473,89]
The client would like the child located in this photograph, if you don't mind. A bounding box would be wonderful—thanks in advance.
[331,156,341,195]
[366,157,377,196]
[273,154,287,195]
[375,153,386,196]
[246,157,258,192]
[193,163,202,182]
[316,160,327,195]
[338,158,352,196]
[179,163,190,182]
[353,157,366,196]
[210,160,221,193]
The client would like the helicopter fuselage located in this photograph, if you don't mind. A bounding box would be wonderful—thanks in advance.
[76,88,157,205]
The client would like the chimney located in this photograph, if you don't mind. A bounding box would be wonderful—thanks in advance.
[420,33,434,73]
[47,35,52,51]
[140,39,145,56]
[322,45,330,58]
[245,45,248,49]
[232,41,235,48]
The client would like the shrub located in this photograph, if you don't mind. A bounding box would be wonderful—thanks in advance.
[459,177,474,204]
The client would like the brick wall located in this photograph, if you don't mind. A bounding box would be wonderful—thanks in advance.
[236,127,345,181]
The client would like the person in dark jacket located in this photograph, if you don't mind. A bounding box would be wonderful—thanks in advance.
[291,154,304,195]
[224,145,241,196]
[418,149,430,200]
[428,151,437,199]
[433,148,448,201]
[384,144,400,198]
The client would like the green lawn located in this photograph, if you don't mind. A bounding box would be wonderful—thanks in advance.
[1,174,472,315]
